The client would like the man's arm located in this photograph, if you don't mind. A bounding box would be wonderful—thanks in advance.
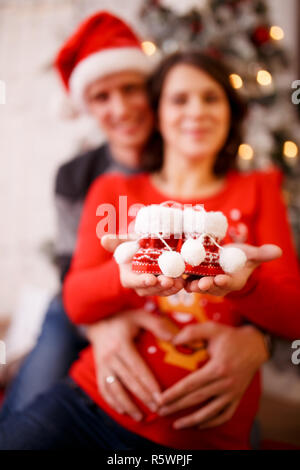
[54,195,83,282]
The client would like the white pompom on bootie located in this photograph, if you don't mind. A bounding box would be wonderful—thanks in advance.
[113,240,140,264]
[157,251,186,278]
[180,237,206,266]
[219,246,247,274]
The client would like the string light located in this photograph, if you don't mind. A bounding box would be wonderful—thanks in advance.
[256,70,272,86]
[229,74,243,89]
[238,144,254,160]
[283,141,298,159]
[270,26,284,41]
[141,41,157,56]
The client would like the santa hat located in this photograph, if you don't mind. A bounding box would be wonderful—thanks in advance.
[54,11,154,110]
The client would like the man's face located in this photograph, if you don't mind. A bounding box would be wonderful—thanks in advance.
[84,71,154,150]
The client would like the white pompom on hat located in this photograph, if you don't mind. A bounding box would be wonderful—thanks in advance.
[54,11,155,111]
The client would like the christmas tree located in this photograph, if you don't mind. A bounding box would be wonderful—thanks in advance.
[140,0,300,254]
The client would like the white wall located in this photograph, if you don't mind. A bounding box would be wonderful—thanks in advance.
[0,0,143,317]
[266,0,298,77]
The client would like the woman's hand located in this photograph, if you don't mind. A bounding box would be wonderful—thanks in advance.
[101,234,185,297]
[86,309,179,421]
[155,321,269,429]
[185,244,282,296]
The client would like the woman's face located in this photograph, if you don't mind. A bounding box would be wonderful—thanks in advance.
[158,64,231,164]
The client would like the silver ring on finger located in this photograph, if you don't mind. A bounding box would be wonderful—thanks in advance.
[105,375,116,384]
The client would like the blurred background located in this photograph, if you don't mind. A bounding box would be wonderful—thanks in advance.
[0,0,300,447]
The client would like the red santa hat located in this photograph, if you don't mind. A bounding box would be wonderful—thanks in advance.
[54,11,154,110]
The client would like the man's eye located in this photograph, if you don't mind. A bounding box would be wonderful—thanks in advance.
[123,84,142,93]
[93,92,109,102]
[170,94,187,105]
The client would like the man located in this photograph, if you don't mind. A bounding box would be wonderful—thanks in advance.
[0,11,269,433]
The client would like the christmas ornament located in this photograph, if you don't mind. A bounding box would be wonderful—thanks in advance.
[159,0,208,16]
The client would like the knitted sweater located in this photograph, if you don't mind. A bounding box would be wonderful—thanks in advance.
[54,144,139,281]
[63,169,300,450]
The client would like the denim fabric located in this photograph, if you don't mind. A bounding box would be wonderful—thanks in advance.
[0,295,87,421]
[0,378,172,450]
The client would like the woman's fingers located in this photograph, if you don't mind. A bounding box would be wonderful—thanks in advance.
[238,243,282,264]
[101,369,143,421]
[197,399,239,429]
[198,277,214,291]
[213,274,231,288]
[119,261,186,295]
[173,393,232,429]
[157,275,174,289]
[185,277,226,296]
[120,263,158,289]
[158,378,230,416]
[135,281,184,297]
[119,342,162,403]
[98,373,124,415]
[101,233,139,252]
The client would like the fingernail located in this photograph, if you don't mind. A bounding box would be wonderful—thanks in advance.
[132,412,143,421]
[148,402,158,412]
[173,421,184,429]
[153,392,162,403]
[163,333,173,341]
[158,407,168,416]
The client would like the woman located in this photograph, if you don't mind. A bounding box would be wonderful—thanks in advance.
[0,52,299,450]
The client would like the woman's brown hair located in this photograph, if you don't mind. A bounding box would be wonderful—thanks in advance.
[142,51,247,175]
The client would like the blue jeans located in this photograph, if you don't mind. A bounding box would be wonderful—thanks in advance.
[0,295,88,421]
[0,378,173,450]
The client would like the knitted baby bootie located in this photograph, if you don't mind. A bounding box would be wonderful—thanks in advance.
[113,202,247,278]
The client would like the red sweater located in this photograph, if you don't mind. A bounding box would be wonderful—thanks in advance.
[63,169,300,450]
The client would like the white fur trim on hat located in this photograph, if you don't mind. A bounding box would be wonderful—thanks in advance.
[183,208,228,240]
[135,205,183,237]
[69,47,154,110]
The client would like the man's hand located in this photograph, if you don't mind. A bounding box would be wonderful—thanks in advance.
[155,321,269,429]
[86,309,179,421]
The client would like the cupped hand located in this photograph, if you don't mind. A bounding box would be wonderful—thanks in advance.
[155,321,269,429]
[185,243,282,297]
[86,308,179,421]
[101,234,185,297]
